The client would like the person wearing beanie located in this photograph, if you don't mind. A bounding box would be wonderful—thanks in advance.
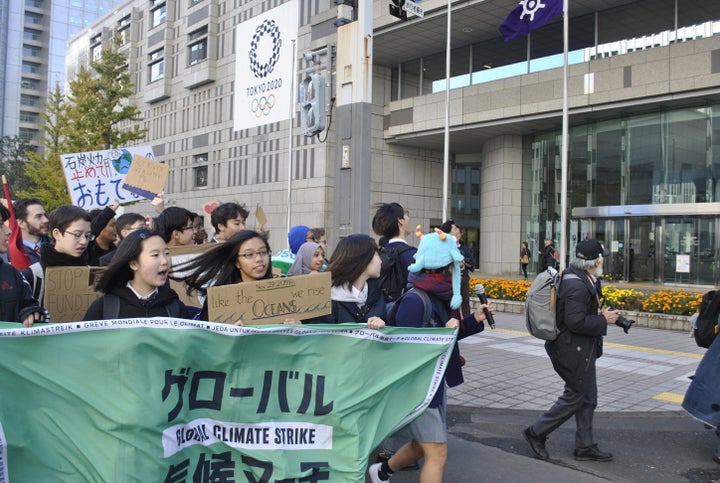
[439,220,475,317]
[270,224,311,276]
[368,229,495,483]
[288,225,310,255]
[523,239,620,463]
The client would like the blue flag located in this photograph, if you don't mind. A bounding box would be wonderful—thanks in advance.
[499,0,563,42]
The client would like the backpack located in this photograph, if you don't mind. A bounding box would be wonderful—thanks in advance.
[524,269,579,340]
[386,287,436,327]
[377,244,414,302]
[693,290,720,348]
[102,294,182,319]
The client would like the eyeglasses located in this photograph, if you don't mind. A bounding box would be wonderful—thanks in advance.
[65,231,93,241]
[181,225,194,231]
[238,249,271,260]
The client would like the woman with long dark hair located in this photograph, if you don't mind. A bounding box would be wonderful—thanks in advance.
[177,230,291,323]
[84,229,188,320]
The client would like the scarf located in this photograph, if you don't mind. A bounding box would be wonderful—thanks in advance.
[408,272,453,301]
[39,243,89,270]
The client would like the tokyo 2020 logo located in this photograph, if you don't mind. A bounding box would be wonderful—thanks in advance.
[248,19,281,79]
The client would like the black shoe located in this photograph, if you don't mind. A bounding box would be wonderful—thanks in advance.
[574,444,613,462]
[522,427,549,460]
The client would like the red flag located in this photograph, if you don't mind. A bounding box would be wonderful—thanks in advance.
[2,176,31,270]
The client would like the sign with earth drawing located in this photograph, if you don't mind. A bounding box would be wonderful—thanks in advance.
[60,145,156,210]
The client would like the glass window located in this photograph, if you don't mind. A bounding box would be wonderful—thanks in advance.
[151,3,166,28]
[22,46,41,57]
[20,95,38,106]
[193,165,208,188]
[627,114,662,205]
[20,111,38,122]
[189,40,207,65]
[149,48,164,82]
[21,62,40,73]
[24,13,42,24]
[21,78,39,89]
[665,108,709,203]
[24,29,42,41]
[19,128,36,141]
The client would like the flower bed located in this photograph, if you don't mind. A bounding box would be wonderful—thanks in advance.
[469,277,700,332]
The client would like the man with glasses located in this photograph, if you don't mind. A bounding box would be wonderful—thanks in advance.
[21,205,93,309]
[155,206,196,247]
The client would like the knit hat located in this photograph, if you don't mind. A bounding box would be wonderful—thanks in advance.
[288,225,310,254]
[408,228,464,310]
[575,240,609,261]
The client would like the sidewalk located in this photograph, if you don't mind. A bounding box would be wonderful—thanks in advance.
[448,311,705,412]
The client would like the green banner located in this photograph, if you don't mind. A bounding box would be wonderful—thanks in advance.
[0,319,456,482]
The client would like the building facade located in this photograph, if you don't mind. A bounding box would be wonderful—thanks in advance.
[0,0,126,146]
[69,0,720,285]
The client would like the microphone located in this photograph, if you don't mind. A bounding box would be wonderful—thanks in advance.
[474,283,495,329]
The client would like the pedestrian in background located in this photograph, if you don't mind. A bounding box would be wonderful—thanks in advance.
[523,240,619,462]
[520,241,531,279]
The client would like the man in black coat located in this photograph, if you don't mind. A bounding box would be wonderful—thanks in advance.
[523,240,620,462]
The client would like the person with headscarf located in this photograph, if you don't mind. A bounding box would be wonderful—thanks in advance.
[287,242,325,276]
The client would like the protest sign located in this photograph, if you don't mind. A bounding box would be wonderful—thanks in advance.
[43,266,104,322]
[0,320,456,481]
[207,272,331,324]
[121,155,170,200]
[60,146,155,210]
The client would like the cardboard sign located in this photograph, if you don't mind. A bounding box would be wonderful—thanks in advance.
[255,203,267,227]
[207,272,331,324]
[168,244,216,309]
[121,155,169,200]
[61,146,155,210]
[44,267,104,322]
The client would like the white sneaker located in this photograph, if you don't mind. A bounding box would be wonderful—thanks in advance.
[368,462,389,482]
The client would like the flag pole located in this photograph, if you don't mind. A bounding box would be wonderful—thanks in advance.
[286,39,297,247]
[442,0,451,221]
[559,0,569,270]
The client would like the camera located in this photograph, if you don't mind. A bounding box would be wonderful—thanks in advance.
[609,307,635,333]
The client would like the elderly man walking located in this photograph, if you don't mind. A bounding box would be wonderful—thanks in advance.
[523,240,621,462]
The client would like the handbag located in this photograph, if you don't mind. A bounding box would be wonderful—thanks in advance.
[520,254,529,264]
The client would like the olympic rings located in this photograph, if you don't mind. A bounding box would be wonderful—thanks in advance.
[250,94,276,117]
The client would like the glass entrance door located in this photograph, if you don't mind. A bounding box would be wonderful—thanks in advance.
[628,217,656,282]
[663,216,719,285]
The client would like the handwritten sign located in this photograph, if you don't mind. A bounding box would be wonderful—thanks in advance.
[44,267,104,322]
[207,272,331,324]
[61,146,155,210]
[168,244,215,309]
[121,155,169,200]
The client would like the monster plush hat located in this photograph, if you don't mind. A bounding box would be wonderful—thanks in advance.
[408,226,464,310]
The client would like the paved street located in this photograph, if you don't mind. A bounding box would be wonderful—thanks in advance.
[369,312,720,482]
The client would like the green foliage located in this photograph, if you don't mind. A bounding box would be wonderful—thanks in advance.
[19,85,71,209]
[27,43,147,206]
[0,136,35,193]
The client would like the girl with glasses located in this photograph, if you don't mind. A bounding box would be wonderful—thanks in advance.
[176,230,289,323]
[21,204,93,311]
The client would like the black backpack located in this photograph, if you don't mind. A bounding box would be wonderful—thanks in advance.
[385,287,436,327]
[693,290,720,348]
[102,294,182,319]
[377,244,414,303]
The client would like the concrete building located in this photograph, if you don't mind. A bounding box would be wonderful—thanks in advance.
[0,0,126,147]
[68,0,720,285]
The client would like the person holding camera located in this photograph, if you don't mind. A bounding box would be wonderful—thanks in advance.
[523,239,626,462]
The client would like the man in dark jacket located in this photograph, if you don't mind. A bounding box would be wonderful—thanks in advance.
[0,204,46,325]
[538,237,557,272]
[523,240,619,462]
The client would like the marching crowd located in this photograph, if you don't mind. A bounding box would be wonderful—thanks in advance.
[1,197,679,482]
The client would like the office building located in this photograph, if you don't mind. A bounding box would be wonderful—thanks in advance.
[69,0,720,285]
